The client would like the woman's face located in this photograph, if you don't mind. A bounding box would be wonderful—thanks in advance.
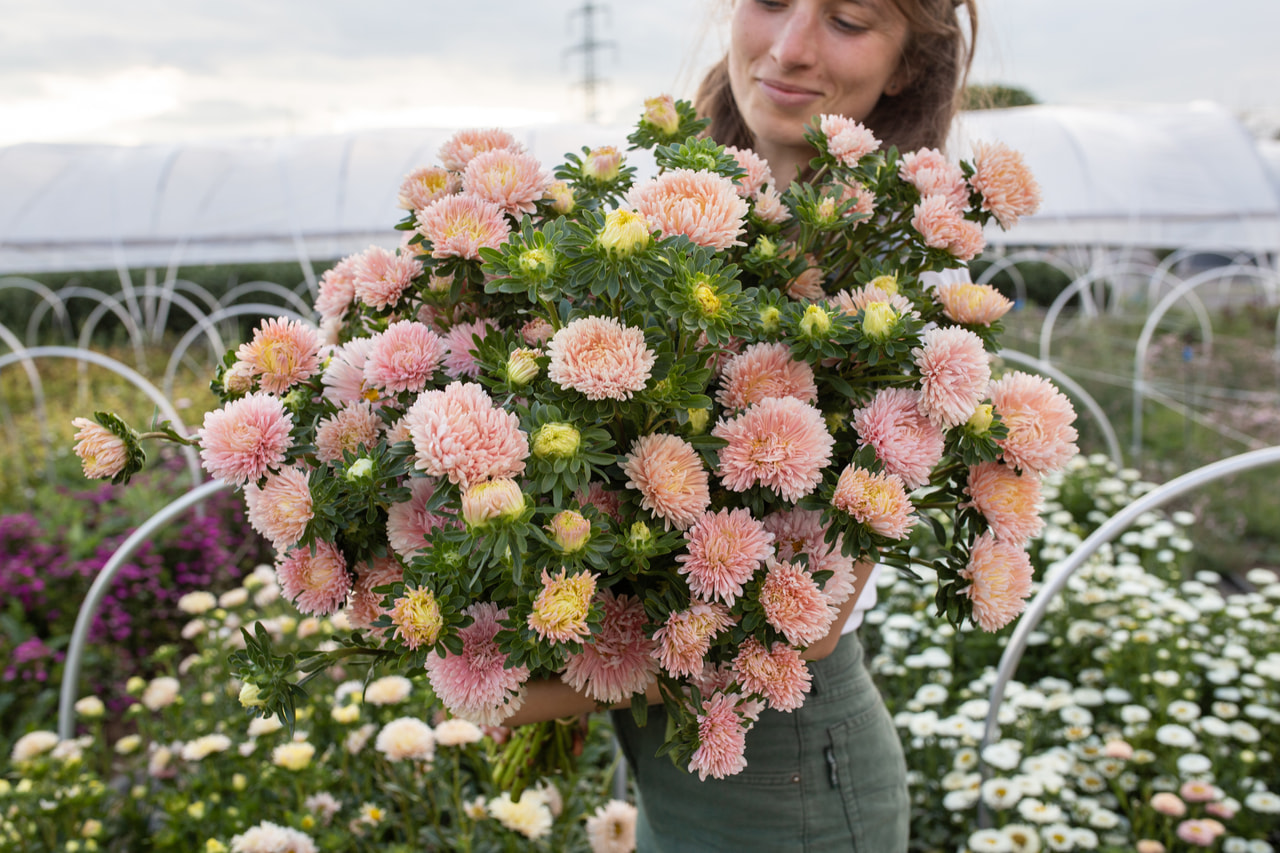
[728,0,909,160]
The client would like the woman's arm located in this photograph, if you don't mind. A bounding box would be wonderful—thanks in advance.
[802,558,876,661]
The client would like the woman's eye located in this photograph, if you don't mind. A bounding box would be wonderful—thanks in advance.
[831,17,868,34]
[755,0,788,9]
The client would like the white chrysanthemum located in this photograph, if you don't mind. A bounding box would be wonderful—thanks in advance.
[11,731,59,763]
[375,717,436,762]
[1154,723,1197,748]
[433,718,484,747]
[487,791,553,839]
[981,777,1024,810]
[178,590,218,614]
[141,677,181,711]
[181,734,232,761]
[968,828,1016,852]
[364,675,412,705]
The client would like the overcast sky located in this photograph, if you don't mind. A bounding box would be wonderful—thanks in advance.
[2,1,1277,148]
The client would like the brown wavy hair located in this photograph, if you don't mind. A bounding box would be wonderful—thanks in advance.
[695,0,978,154]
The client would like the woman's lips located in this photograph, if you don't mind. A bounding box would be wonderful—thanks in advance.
[758,78,822,108]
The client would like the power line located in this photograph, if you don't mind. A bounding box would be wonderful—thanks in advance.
[565,1,616,123]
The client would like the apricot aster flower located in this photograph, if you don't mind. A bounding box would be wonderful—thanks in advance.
[546,315,655,401]
[315,255,359,322]
[688,693,750,780]
[936,280,1014,326]
[626,168,749,249]
[462,148,551,217]
[969,141,1042,229]
[405,382,528,489]
[528,568,597,644]
[851,387,944,489]
[424,602,529,726]
[831,465,916,540]
[763,509,856,606]
[716,342,818,411]
[442,318,499,380]
[819,114,880,166]
[438,127,524,172]
[959,531,1033,632]
[275,541,351,616]
[364,320,446,394]
[830,284,914,320]
[562,590,658,704]
[676,508,775,606]
[415,194,511,261]
[913,326,992,428]
[352,246,423,311]
[910,194,986,261]
[733,637,812,712]
[962,461,1045,545]
[724,145,774,198]
[713,397,834,502]
[397,166,460,211]
[988,371,1079,475]
[386,477,453,559]
[314,402,382,464]
[71,417,129,480]
[899,147,968,209]
[652,600,734,678]
[759,558,834,647]
[235,317,322,395]
[244,466,313,550]
[346,556,403,631]
[199,392,293,485]
[622,433,711,531]
[389,586,444,650]
[322,337,376,407]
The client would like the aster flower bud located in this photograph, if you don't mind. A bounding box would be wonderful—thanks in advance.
[799,304,833,340]
[547,510,592,554]
[428,272,454,293]
[231,775,247,793]
[598,209,651,257]
[546,181,576,215]
[860,302,898,341]
[238,683,265,708]
[223,360,255,394]
[869,274,899,295]
[583,146,624,182]
[643,94,680,136]
[626,520,653,551]
[759,305,782,335]
[686,408,710,434]
[966,403,995,436]
[816,197,839,226]
[461,478,527,529]
[532,422,581,459]
[751,235,777,260]
[345,457,375,482]
[692,280,722,317]
[505,347,542,387]
[517,246,556,281]
[126,677,146,695]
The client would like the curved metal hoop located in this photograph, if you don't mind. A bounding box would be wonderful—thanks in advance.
[0,277,74,343]
[57,480,229,739]
[976,445,1280,827]
[1039,264,1185,364]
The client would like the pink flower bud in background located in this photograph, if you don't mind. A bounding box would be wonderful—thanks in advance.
[583,145,623,182]
[643,94,679,136]
[1135,842,1166,853]
[1150,792,1187,817]
[1103,739,1133,760]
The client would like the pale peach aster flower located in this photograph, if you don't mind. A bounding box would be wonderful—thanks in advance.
[786,263,826,301]
[688,693,750,780]
[716,341,818,411]
[712,397,834,502]
[831,465,916,540]
[676,508,775,606]
[913,326,992,428]
[438,128,524,172]
[462,149,552,217]
[626,168,749,249]
[622,433,711,531]
[574,481,622,523]
[375,717,436,762]
[583,145,624,182]
[988,371,1079,475]
[314,402,382,464]
[851,387,944,489]
[547,315,655,401]
[405,381,528,489]
[442,318,500,379]
[235,317,323,395]
[275,541,351,616]
[460,477,526,529]
[244,466,313,550]
[389,586,444,650]
[724,145,774,198]
[830,284,915,320]
[899,147,968,209]
[819,114,881,166]
[732,637,812,712]
[230,822,317,853]
[199,392,294,485]
[763,509,856,606]
[315,255,360,322]
[397,166,460,211]
[71,417,129,480]
[562,590,658,704]
[753,186,790,225]
[962,461,1045,545]
[838,181,877,219]
[1176,819,1224,846]
[346,556,403,632]
[424,602,529,726]
[527,568,597,644]
[585,800,639,853]
[759,558,834,647]
[520,317,554,346]
[910,194,986,261]
[652,600,734,678]
[937,280,1014,326]
[322,337,377,407]
[415,194,511,261]
[364,320,446,394]
[352,246,423,311]
[959,531,1033,631]
[970,141,1042,229]
[386,477,453,559]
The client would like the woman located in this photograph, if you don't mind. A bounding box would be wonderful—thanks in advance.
[511,1,978,849]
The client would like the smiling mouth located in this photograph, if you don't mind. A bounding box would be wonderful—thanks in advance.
[758,78,823,106]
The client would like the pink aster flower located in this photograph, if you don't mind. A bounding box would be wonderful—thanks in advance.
[275,541,351,616]
[322,337,377,407]
[199,392,294,485]
[416,194,511,261]
[405,382,528,489]
[988,371,1079,475]
[724,145,774,198]
[314,402,382,464]
[625,168,749,249]
[527,568,597,644]
[1150,792,1186,817]
[386,477,454,559]
[364,320,446,394]
[753,186,790,225]
[831,465,917,540]
[1175,819,1223,847]
[688,693,750,781]
[438,128,524,172]
[1179,780,1220,803]
[838,181,877,220]
[819,114,880,166]
[899,147,968,210]
[244,466,313,550]
[398,166,460,211]
[969,140,1042,229]
[913,326,992,428]
[733,637,812,712]
[652,600,734,679]
[786,263,826,301]
[71,417,129,480]
[315,255,359,322]
[763,509,856,606]
[562,590,659,704]
[442,318,500,380]
[520,317,554,346]
[910,194,986,261]
[962,462,1044,545]
[959,531,1033,632]
[830,284,915,320]
[676,508,775,606]
[235,317,323,395]
[462,149,551,217]
[352,246,423,312]
[575,481,622,523]
[546,315,655,401]
[936,280,1014,326]
[713,397,834,502]
[716,342,818,411]
[851,387,944,489]
[424,602,529,726]
[346,556,403,631]
[621,433,711,531]
[759,558,834,647]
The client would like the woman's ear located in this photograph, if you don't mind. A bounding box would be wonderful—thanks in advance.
[883,63,910,97]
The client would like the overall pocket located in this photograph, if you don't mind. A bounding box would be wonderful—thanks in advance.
[826,697,910,853]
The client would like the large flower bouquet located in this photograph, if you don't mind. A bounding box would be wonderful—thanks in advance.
[75,96,1074,792]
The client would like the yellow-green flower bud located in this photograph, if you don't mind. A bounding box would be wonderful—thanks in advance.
[80,820,102,839]
[231,774,247,793]
[869,274,899,295]
[532,423,581,459]
[205,841,228,853]
[583,146,623,182]
[627,521,653,551]
[505,347,542,388]
[125,676,146,695]
[517,246,555,280]
[345,457,375,482]
[461,478,526,529]
[74,697,105,719]
[598,209,651,257]
[966,403,994,435]
[759,305,782,335]
[692,280,722,317]
[816,197,838,225]
[860,302,898,341]
[239,685,264,711]
[752,235,777,260]
[686,408,710,434]
[187,802,205,821]
[546,181,576,215]
[824,410,847,434]
[799,304,833,339]
[547,510,592,554]
[643,94,680,136]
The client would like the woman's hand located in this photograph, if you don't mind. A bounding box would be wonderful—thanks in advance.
[802,558,876,661]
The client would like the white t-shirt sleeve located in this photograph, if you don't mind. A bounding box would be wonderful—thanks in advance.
[841,562,882,634]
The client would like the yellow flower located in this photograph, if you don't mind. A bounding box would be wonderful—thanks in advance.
[527,568,597,643]
[799,304,833,339]
[505,347,542,388]
[532,423,581,459]
[860,302,898,341]
[546,181,576,215]
[598,209,651,257]
[759,305,782,334]
[686,408,710,434]
[186,801,205,820]
[74,697,105,719]
[238,683,265,708]
[868,274,899,295]
[205,841,228,853]
[271,741,316,771]
[332,704,361,725]
[389,587,444,650]
[517,246,556,279]
[966,403,995,435]
[691,280,722,317]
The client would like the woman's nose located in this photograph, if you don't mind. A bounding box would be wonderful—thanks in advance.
[769,9,819,69]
